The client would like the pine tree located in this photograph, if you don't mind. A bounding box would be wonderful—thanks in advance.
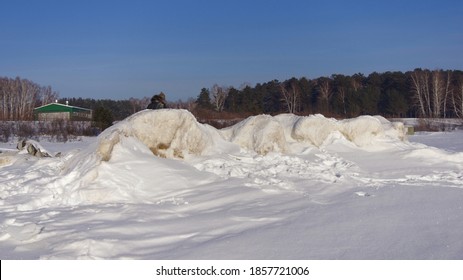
[93,106,114,131]
[196,88,213,109]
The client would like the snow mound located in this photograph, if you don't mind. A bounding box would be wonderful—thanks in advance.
[39,111,407,207]
[220,115,288,154]
[22,110,226,207]
[217,114,406,154]
[374,115,407,141]
[94,111,405,159]
[58,112,407,189]
[339,115,388,147]
[291,114,340,147]
[97,109,224,160]
[44,109,230,205]
[273,114,406,148]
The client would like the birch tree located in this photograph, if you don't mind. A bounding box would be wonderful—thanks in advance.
[451,78,463,119]
[0,76,58,120]
[211,84,229,112]
[40,86,59,106]
[317,77,333,115]
[411,69,453,118]
[411,69,430,117]
[431,70,444,118]
[279,80,300,114]
[443,70,452,118]
[411,69,435,117]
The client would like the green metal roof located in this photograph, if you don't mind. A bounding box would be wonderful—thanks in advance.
[34,103,92,113]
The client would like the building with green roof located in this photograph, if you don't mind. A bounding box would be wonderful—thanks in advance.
[34,102,92,121]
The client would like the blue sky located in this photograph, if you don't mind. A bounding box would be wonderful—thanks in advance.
[1,0,462,101]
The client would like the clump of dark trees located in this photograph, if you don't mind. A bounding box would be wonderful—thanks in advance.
[196,69,463,120]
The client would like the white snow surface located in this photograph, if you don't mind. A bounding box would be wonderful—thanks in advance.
[1,109,463,259]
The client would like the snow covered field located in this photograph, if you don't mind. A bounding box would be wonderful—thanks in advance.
[1,110,462,260]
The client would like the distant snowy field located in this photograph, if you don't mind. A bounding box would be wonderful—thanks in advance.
[1,110,462,259]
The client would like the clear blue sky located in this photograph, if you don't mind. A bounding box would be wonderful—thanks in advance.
[1,0,462,101]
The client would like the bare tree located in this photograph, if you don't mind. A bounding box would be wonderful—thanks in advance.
[411,69,452,118]
[211,84,229,112]
[411,69,438,117]
[168,97,197,111]
[0,76,59,120]
[443,70,452,118]
[186,97,197,111]
[317,77,333,115]
[279,80,300,114]
[351,73,364,92]
[431,70,445,118]
[40,86,59,106]
[0,77,9,120]
[129,97,150,112]
[411,69,429,117]
[17,78,40,120]
[451,79,463,119]
[337,86,347,116]
[129,97,142,113]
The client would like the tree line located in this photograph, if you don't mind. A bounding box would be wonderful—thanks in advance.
[2,69,463,123]
[0,76,59,120]
[196,69,463,119]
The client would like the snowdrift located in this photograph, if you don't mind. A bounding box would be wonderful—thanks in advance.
[32,110,407,206]
[30,109,228,206]
[221,113,406,153]
[288,114,406,148]
[97,109,227,160]
[4,111,406,170]
[220,114,288,154]
[83,110,407,162]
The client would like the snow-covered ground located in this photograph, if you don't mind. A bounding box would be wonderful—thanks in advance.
[1,110,462,259]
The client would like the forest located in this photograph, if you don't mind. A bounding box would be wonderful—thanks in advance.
[196,69,463,120]
[1,69,463,124]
